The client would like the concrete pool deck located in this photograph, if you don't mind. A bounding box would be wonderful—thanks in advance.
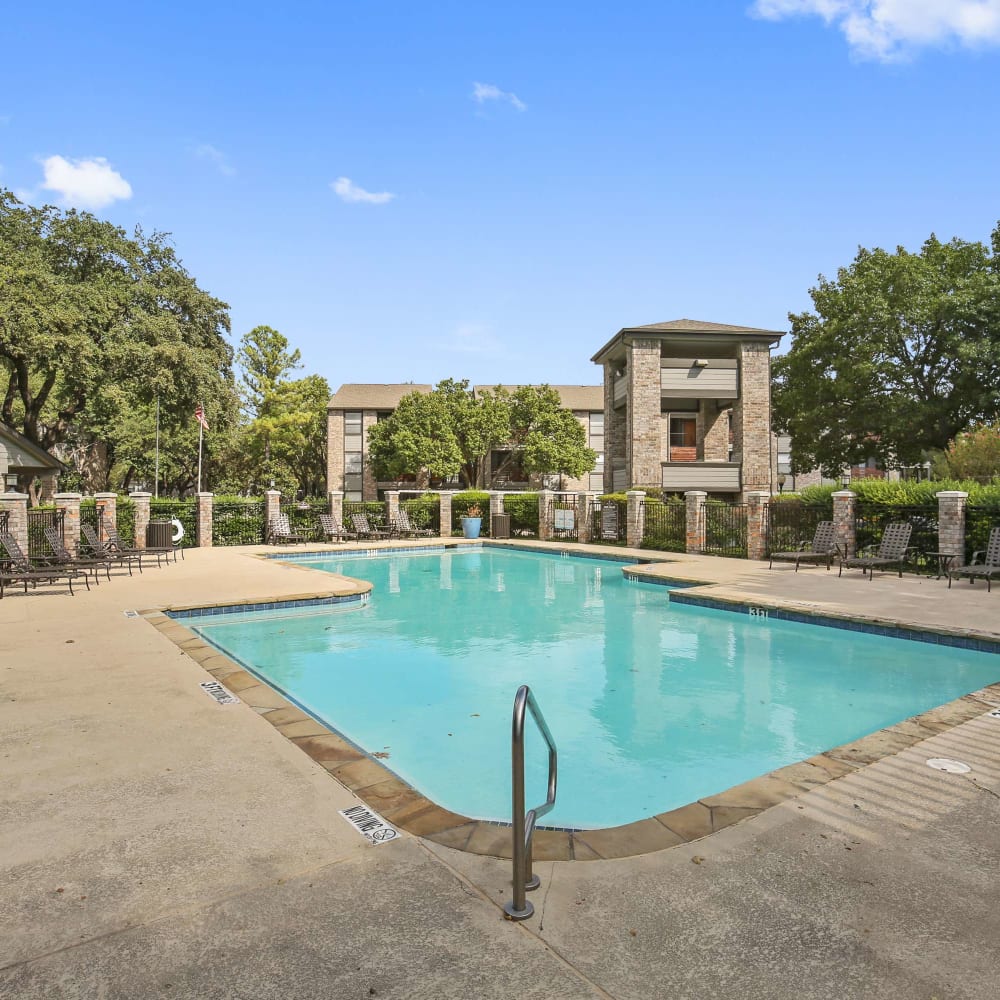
[3,540,999,998]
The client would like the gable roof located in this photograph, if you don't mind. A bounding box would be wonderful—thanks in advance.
[328,384,433,409]
[474,385,602,411]
[0,422,65,472]
[591,317,784,364]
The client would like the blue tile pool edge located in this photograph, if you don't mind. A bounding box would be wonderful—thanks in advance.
[165,592,368,620]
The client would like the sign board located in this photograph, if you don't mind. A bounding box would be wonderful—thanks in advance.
[554,507,575,531]
[600,504,619,541]
[339,804,399,845]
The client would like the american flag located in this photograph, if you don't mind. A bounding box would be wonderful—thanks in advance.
[195,404,209,431]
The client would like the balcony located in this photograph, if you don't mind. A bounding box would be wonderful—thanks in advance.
[661,359,738,400]
[662,462,741,492]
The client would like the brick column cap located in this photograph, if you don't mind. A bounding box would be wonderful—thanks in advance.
[832,490,856,498]
[0,492,29,501]
[94,492,117,499]
[129,491,152,499]
[626,489,646,497]
[197,491,213,498]
[439,490,458,496]
[935,491,969,499]
[684,490,708,499]
[327,490,344,498]
[265,489,281,497]
[54,492,83,500]
[746,490,771,500]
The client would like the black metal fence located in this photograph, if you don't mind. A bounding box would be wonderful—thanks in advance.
[854,503,937,574]
[965,505,1000,562]
[702,502,748,558]
[149,500,197,548]
[641,500,685,552]
[503,493,538,538]
[281,498,328,541]
[214,499,266,545]
[27,508,64,559]
[400,494,440,533]
[451,493,490,537]
[765,501,832,555]
[590,499,627,545]
[344,501,390,534]
[79,501,103,550]
[551,495,579,542]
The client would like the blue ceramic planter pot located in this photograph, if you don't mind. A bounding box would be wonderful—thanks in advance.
[462,516,482,539]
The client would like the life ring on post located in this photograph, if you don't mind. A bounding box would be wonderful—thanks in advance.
[170,518,185,543]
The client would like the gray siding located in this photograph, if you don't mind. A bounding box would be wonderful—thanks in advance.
[661,364,738,399]
[662,463,740,491]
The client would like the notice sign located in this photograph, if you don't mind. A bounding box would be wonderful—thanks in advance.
[339,804,399,845]
[200,680,240,705]
[601,504,618,540]
[554,508,575,531]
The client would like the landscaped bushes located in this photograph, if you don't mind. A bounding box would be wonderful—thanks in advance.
[504,493,538,537]
[451,491,490,536]
[401,494,440,532]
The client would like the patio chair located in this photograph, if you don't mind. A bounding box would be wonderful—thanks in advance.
[0,530,89,598]
[838,522,912,581]
[391,507,436,539]
[948,527,1000,593]
[319,514,356,543]
[106,524,172,565]
[80,524,144,575]
[768,521,839,572]
[43,525,112,582]
[350,512,391,540]
[268,513,307,545]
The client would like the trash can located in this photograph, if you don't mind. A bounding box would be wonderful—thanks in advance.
[147,520,174,548]
[491,513,511,539]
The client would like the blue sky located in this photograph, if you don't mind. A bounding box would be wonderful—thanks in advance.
[2,1,999,389]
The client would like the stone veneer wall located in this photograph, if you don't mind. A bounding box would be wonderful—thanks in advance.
[603,362,625,493]
[733,342,772,495]
[327,410,345,499]
[701,402,729,462]
[362,411,378,500]
[627,341,663,488]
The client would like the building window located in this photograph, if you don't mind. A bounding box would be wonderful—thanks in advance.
[344,410,364,499]
[668,415,697,462]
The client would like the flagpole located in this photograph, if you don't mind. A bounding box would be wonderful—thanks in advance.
[154,395,160,499]
[197,405,204,493]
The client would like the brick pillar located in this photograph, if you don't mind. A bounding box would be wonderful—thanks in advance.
[626,490,646,548]
[685,490,707,554]
[734,341,773,495]
[832,490,856,560]
[130,492,151,551]
[328,490,344,525]
[385,491,400,529]
[94,493,117,544]
[936,491,968,559]
[38,473,58,505]
[54,492,82,556]
[0,492,30,555]
[746,490,770,561]
[627,341,662,488]
[264,490,281,541]
[577,492,593,544]
[439,491,454,538]
[538,489,554,541]
[605,361,626,493]
[196,492,213,547]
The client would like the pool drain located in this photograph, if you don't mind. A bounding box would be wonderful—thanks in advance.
[926,757,971,774]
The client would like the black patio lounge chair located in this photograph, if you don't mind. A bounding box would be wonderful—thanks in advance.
[838,522,912,581]
[80,524,143,575]
[43,525,112,582]
[106,524,171,566]
[319,514,356,543]
[948,527,1000,593]
[268,514,307,544]
[391,507,436,539]
[0,530,89,598]
[350,513,391,540]
[768,521,839,571]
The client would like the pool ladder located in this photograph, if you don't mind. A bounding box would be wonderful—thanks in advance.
[504,685,558,921]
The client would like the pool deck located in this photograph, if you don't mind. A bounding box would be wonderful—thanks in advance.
[3,539,999,998]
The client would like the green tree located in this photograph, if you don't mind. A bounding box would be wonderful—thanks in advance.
[366,380,595,488]
[939,422,1000,481]
[773,224,1000,477]
[0,190,234,476]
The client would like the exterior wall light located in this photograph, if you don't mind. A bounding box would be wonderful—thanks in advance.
[693,359,709,368]
[4,471,20,492]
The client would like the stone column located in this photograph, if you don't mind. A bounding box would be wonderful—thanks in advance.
[733,342,773,496]
[385,490,400,529]
[195,492,213,547]
[264,490,281,540]
[130,492,151,550]
[54,492,82,556]
[328,490,344,525]
[38,474,58,506]
[832,490,856,560]
[577,492,593,544]
[0,492,30,555]
[439,491,455,538]
[94,492,117,544]
[627,341,662,488]
[745,490,770,561]
[685,490,707,554]
[936,491,968,559]
[537,490,555,541]
[626,490,645,548]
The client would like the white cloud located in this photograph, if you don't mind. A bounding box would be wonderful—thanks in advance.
[750,0,1000,60]
[194,143,235,176]
[331,176,396,205]
[39,155,132,209]
[472,81,526,112]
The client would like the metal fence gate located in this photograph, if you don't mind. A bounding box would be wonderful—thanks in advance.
[702,503,748,558]
[213,500,265,545]
[641,501,685,552]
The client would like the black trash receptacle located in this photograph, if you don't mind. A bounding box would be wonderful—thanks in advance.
[491,513,511,540]
[147,520,174,548]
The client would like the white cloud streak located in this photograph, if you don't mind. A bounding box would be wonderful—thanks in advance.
[194,143,236,176]
[472,81,526,112]
[750,0,1000,60]
[331,176,396,205]
[39,155,132,209]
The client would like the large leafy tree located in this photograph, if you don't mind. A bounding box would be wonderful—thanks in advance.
[0,189,235,488]
[367,379,595,488]
[773,224,1000,477]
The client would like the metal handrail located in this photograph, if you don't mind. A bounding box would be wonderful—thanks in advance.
[504,685,557,921]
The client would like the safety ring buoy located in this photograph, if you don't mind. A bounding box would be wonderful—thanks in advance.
[170,518,185,543]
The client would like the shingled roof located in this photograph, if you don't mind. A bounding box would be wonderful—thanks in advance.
[473,385,603,411]
[328,384,433,409]
[591,317,783,363]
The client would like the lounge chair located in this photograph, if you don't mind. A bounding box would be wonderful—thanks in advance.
[80,524,144,575]
[350,513,391,540]
[319,514,356,543]
[838,522,912,581]
[106,524,172,565]
[768,521,839,571]
[268,514,307,545]
[43,525,112,582]
[948,527,1000,593]
[0,530,89,598]
[391,507,436,539]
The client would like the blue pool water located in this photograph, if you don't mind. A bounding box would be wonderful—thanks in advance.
[189,547,999,829]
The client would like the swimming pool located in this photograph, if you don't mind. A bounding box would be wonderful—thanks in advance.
[187,546,999,829]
